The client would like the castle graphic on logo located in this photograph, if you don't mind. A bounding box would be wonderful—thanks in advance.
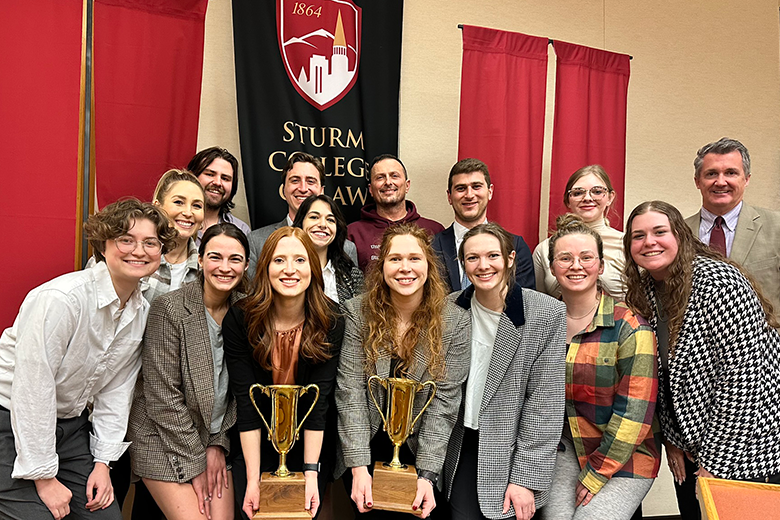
[277,0,362,111]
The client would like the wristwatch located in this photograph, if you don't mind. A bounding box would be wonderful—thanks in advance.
[302,462,321,473]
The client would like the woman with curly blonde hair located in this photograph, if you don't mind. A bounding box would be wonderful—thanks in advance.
[336,223,471,519]
[624,200,780,517]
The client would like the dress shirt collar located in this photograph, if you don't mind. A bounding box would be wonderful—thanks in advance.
[700,202,742,233]
[92,260,146,315]
[453,218,488,246]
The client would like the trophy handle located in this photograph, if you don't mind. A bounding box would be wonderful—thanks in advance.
[248,383,273,440]
[408,380,437,435]
[367,375,388,427]
[294,384,320,441]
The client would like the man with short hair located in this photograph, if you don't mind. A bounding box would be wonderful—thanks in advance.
[432,158,535,291]
[685,137,780,311]
[348,154,445,271]
[247,152,357,277]
[187,146,251,243]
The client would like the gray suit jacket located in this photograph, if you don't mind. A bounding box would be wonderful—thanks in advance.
[247,218,358,280]
[444,286,566,517]
[334,295,471,481]
[127,281,240,482]
[686,203,780,312]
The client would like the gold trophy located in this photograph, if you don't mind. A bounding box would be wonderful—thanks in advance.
[368,376,437,515]
[249,383,319,519]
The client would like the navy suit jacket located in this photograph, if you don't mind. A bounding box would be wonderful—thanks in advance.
[432,225,535,292]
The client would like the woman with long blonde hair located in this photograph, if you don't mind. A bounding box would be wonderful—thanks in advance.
[336,223,471,519]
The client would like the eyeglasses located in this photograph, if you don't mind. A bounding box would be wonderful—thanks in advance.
[567,186,610,200]
[113,236,163,255]
[553,252,599,269]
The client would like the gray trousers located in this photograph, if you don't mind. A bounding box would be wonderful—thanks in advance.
[539,437,654,520]
[0,407,122,520]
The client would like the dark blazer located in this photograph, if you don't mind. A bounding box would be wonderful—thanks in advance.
[686,203,780,313]
[334,295,471,482]
[247,218,359,280]
[432,225,536,292]
[444,286,566,517]
[128,281,240,482]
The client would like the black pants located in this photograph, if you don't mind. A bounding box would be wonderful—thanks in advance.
[448,428,489,520]
[0,408,121,520]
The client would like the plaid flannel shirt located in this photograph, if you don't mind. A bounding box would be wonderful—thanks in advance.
[566,293,661,494]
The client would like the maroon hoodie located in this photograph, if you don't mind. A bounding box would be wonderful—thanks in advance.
[347,201,444,272]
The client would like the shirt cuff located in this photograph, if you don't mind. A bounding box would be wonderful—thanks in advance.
[89,432,131,464]
[11,455,59,481]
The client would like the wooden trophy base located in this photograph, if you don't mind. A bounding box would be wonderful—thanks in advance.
[252,472,310,519]
[371,461,422,516]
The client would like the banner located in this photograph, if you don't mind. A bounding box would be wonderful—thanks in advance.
[93,0,208,206]
[458,26,548,249]
[233,0,403,226]
[1,0,82,328]
[549,41,630,231]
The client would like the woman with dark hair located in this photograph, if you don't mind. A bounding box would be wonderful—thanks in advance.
[442,222,565,520]
[533,165,626,299]
[336,223,471,519]
[624,200,780,514]
[128,223,250,520]
[223,227,344,519]
[538,215,659,520]
[292,194,364,303]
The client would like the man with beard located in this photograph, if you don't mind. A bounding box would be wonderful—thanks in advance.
[348,154,444,271]
[187,147,251,245]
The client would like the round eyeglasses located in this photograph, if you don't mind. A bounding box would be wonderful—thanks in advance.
[113,236,163,255]
[567,186,610,201]
[553,252,599,269]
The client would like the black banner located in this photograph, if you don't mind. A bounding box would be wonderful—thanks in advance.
[233,0,403,227]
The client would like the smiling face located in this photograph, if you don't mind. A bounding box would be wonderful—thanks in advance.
[369,159,410,208]
[157,180,205,241]
[629,211,679,281]
[197,158,234,210]
[565,173,615,224]
[103,218,162,291]
[283,162,324,218]
[694,150,749,216]
[463,233,514,294]
[448,171,493,226]
[551,233,603,295]
[382,234,428,301]
[199,234,247,296]
[301,199,337,252]
[268,236,312,300]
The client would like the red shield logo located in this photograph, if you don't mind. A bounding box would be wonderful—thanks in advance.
[277,0,362,111]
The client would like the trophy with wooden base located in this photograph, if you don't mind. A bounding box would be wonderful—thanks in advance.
[249,383,319,519]
[367,375,437,516]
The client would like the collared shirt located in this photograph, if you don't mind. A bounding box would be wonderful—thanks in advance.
[463,294,500,430]
[566,293,660,494]
[698,202,742,257]
[196,212,252,246]
[453,218,487,283]
[0,261,148,480]
[141,238,200,304]
[322,260,338,302]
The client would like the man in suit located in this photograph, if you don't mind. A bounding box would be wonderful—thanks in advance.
[432,158,535,292]
[347,154,445,271]
[685,137,780,311]
[247,152,357,278]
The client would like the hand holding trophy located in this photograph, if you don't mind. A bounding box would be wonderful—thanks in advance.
[367,375,437,516]
[249,383,319,519]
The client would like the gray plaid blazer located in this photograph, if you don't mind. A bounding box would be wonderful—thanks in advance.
[334,295,471,481]
[444,286,566,518]
[128,281,240,482]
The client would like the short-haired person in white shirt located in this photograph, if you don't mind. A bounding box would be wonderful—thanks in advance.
[0,199,176,520]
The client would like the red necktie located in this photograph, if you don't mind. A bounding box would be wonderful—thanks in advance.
[710,216,727,257]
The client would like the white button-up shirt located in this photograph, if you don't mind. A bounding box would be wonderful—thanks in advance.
[0,261,148,480]
[698,202,742,258]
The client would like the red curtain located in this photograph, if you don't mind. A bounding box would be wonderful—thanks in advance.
[458,26,548,249]
[549,41,630,231]
[0,0,83,328]
[93,0,208,206]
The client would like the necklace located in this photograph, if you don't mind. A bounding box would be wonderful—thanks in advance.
[566,298,600,320]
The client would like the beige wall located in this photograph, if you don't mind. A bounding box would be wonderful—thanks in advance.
[198,0,780,515]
